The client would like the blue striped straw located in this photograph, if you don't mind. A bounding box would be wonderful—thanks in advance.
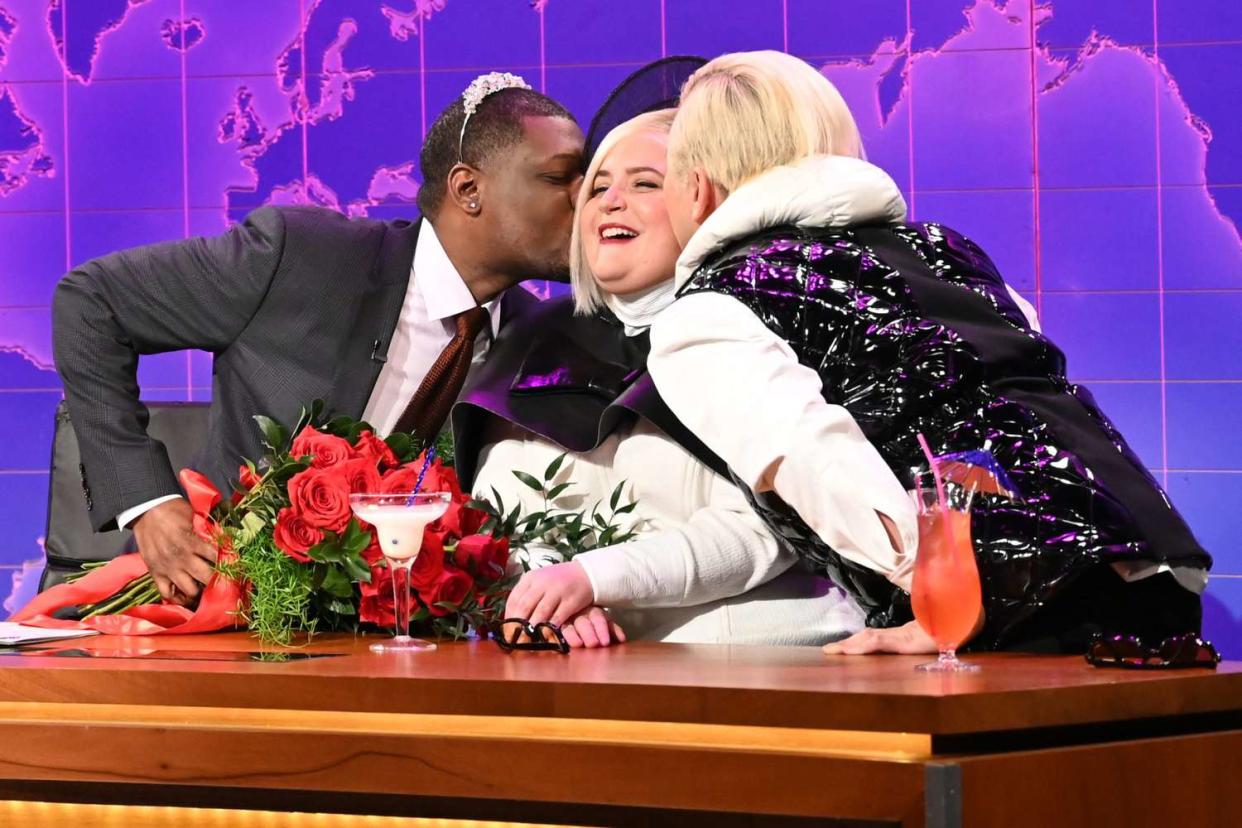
[409,446,437,503]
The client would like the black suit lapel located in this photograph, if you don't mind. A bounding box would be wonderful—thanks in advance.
[328,218,421,420]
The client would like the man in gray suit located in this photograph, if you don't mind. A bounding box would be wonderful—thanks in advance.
[52,79,585,606]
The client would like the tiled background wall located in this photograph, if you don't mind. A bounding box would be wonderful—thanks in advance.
[1,0,1239,650]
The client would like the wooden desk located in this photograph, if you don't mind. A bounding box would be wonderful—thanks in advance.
[0,634,1237,827]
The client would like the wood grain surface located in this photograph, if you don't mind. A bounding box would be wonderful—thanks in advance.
[0,635,1237,736]
[0,634,1238,826]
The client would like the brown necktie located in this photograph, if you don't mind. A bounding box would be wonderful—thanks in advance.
[392,306,490,441]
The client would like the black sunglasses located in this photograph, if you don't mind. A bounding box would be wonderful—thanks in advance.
[491,618,570,654]
[1085,633,1221,670]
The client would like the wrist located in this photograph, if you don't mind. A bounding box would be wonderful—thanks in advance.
[120,494,184,531]
[568,560,596,603]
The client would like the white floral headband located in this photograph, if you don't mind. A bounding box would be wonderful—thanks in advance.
[458,71,532,163]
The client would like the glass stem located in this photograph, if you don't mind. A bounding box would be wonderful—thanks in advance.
[941,648,957,665]
[390,557,413,640]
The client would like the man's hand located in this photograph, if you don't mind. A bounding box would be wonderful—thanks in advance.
[822,620,939,655]
[560,606,626,649]
[504,561,595,627]
[131,498,218,605]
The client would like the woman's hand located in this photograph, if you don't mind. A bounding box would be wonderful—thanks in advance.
[822,607,985,656]
[504,561,595,626]
[821,620,938,655]
[560,606,627,649]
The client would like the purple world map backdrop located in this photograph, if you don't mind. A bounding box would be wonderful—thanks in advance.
[0,0,1239,647]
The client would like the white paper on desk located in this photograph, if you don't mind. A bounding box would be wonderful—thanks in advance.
[0,622,100,647]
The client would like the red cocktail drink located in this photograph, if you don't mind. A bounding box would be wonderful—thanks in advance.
[911,505,982,664]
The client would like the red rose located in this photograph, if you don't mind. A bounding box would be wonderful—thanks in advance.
[384,455,461,494]
[409,532,446,590]
[338,457,383,494]
[287,467,352,531]
[290,425,356,469]
[359,564,394,627]
[359,561,387,599]
[457,499,488,537]
[436,489,485,538]
[238,464,262,490]
[354,430,399,470]
[408,452,443,490]
[273,507,323,563]
[431,498,464,537]
[380,465,418,494]
[422,566,473,616]
[453,534,509,579]
[434,463,464,498]
[361,532,383,566]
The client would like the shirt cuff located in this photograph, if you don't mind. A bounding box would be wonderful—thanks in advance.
[117,494,183,531]
[573,548,626,606]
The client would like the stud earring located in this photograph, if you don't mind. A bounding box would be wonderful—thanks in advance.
[469,201,478,209]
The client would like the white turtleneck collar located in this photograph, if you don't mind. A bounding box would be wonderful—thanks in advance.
[604,279,677,335]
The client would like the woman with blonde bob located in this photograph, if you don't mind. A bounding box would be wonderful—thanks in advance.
[469,105,864,648]
[646,51,1208,655]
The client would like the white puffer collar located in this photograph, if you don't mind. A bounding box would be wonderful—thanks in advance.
[674,155,907,289]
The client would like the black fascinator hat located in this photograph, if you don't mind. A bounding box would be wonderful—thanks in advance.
[584,55,708,163]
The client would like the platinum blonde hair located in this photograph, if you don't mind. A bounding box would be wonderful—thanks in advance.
[570,108,678,315]
[668,50,865,192]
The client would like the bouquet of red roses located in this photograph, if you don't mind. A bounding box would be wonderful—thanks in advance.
[14,403,512,645]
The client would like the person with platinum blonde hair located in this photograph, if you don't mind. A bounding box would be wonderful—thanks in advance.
[643,50,1208,657]
[569,108,678,317]
[458,92,867,649]
[668,49,864,198]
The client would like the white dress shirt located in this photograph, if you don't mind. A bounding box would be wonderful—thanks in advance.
[360,218,500,436]
[119,219,499,529]
[474,418,866,646]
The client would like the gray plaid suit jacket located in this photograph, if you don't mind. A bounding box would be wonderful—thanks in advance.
[52,205,534,532]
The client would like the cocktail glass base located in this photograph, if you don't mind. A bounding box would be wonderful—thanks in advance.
[370,635,437,653]
[915,649,979,672]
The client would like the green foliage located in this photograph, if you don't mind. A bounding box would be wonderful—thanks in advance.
[306,519,374,584]
[220,530,316,646]
[434,430,456,467]
[512,470,544,492]
[473,453,639,571]
[288,399,325,443]
[384,431,418,464]
[253,415,289,454]
[321,414,370,444]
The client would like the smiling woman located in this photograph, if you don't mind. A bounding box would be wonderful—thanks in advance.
[569,109,681,321]
[467,105,866,650]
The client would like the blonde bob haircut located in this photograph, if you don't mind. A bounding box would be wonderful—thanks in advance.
[668,50,864,193]
[570,108,678,315]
